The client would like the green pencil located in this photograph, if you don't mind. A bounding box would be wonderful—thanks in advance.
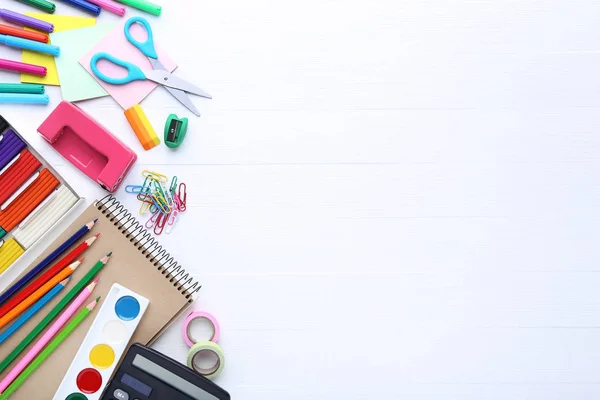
[0,298,99,400]
[0,253,111,374]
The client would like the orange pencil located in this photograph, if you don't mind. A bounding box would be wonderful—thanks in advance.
[0,233,99,320]
[0,259,82,329]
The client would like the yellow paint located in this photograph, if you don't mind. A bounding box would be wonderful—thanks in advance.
[21,14,96,86]
[89,344,115,370]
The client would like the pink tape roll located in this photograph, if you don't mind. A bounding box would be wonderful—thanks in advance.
[182,311,220,347]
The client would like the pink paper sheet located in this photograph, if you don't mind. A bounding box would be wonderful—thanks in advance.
[79,20,177,110]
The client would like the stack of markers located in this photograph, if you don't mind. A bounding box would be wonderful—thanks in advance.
[125,170,187,236]
[0,83,47,105]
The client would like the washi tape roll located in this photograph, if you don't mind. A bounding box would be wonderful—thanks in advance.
[182,311,220,347]
[186,341,225,380]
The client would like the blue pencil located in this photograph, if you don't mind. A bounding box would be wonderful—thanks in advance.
[0,219,97,307]
[0,278,70,345]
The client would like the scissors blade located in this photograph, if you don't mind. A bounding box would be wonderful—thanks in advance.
[147,60,213,99]
[164,86,201,117]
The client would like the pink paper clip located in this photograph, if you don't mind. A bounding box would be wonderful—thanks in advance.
[178,183,187,211]
[145,210,160,228]
[154,212,168,235]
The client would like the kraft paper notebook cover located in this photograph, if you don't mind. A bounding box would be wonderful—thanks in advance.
[0,196,198,398]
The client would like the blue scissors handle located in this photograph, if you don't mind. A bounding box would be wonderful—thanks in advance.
[90,52,147,85]
[124,16,158,59]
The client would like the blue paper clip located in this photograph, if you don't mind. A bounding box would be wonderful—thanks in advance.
[126,185,150,194]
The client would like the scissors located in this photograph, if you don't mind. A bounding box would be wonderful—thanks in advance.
[90,16,211,116]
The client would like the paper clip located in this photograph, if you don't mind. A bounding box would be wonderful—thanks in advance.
[154,212,168,235]
[126,185,149,194]
[153,191,172,214]
[137,177,153,200]
[178,182,187,211]
[161,181,172,204]
[139,199,152,215]
[142,169,168,183]
[169,176,178,196]
[145,209,160,228]
[165,212,177,234]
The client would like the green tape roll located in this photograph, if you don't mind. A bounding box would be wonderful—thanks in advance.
[186,341,225,380]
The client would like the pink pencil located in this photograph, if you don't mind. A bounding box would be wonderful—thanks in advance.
[0,59,46,76]
[86,0,125,15]
[0,278,99,393]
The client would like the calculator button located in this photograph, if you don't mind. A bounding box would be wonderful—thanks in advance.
[113,389,129,400]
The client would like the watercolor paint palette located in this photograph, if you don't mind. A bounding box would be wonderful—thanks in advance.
[53,284,149,400]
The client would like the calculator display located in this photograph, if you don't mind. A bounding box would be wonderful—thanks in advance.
[121,373,152,396]
[133,354,219,400]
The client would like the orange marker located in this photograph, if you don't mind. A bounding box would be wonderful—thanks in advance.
[0,24,48,43]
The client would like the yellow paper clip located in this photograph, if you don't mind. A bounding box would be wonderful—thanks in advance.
[142,170,168,183]
[139,200,152,215]
[152,191,172,214]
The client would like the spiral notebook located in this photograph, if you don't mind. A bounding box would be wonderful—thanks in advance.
[0,196,199,397]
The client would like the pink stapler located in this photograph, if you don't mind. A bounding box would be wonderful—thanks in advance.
[38,101,137,193]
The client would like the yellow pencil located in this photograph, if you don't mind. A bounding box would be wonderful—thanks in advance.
[0,259,82,329]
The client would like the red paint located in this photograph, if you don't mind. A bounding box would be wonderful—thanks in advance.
[76,368,102,394]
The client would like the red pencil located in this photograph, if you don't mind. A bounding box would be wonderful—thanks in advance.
[0,233,100,320]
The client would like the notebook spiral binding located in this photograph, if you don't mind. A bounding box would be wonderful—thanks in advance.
[95,195,200,299]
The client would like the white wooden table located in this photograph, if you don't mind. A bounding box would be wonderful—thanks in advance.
[1,1,599,398]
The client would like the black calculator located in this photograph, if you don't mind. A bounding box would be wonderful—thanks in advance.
[99,343,231,400]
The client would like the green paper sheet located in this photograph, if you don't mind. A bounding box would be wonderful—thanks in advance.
[50,24,115,102]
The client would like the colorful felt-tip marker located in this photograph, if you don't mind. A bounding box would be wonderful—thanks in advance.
[87,0,125,15]
[0,83,44,94]
[0,94,49,105]
[0,35,59,56]
[114,0,161,15]
[0,24,49,43]
[0,58,47,76]
[0,9,54,33]
[57,0,101,15]
[12,0,56,13]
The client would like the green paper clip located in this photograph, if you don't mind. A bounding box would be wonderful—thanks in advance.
[164,114,188,149]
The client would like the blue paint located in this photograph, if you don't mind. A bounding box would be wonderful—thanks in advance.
[115,296,140,321]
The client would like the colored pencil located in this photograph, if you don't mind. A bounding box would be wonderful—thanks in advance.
[0,219,97,307]
[0,278,69,345]
[0,253,111,375]
[0,234,99,320]
[0,260,81,330]
[0,279,98,393]
[0,298,98,400]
